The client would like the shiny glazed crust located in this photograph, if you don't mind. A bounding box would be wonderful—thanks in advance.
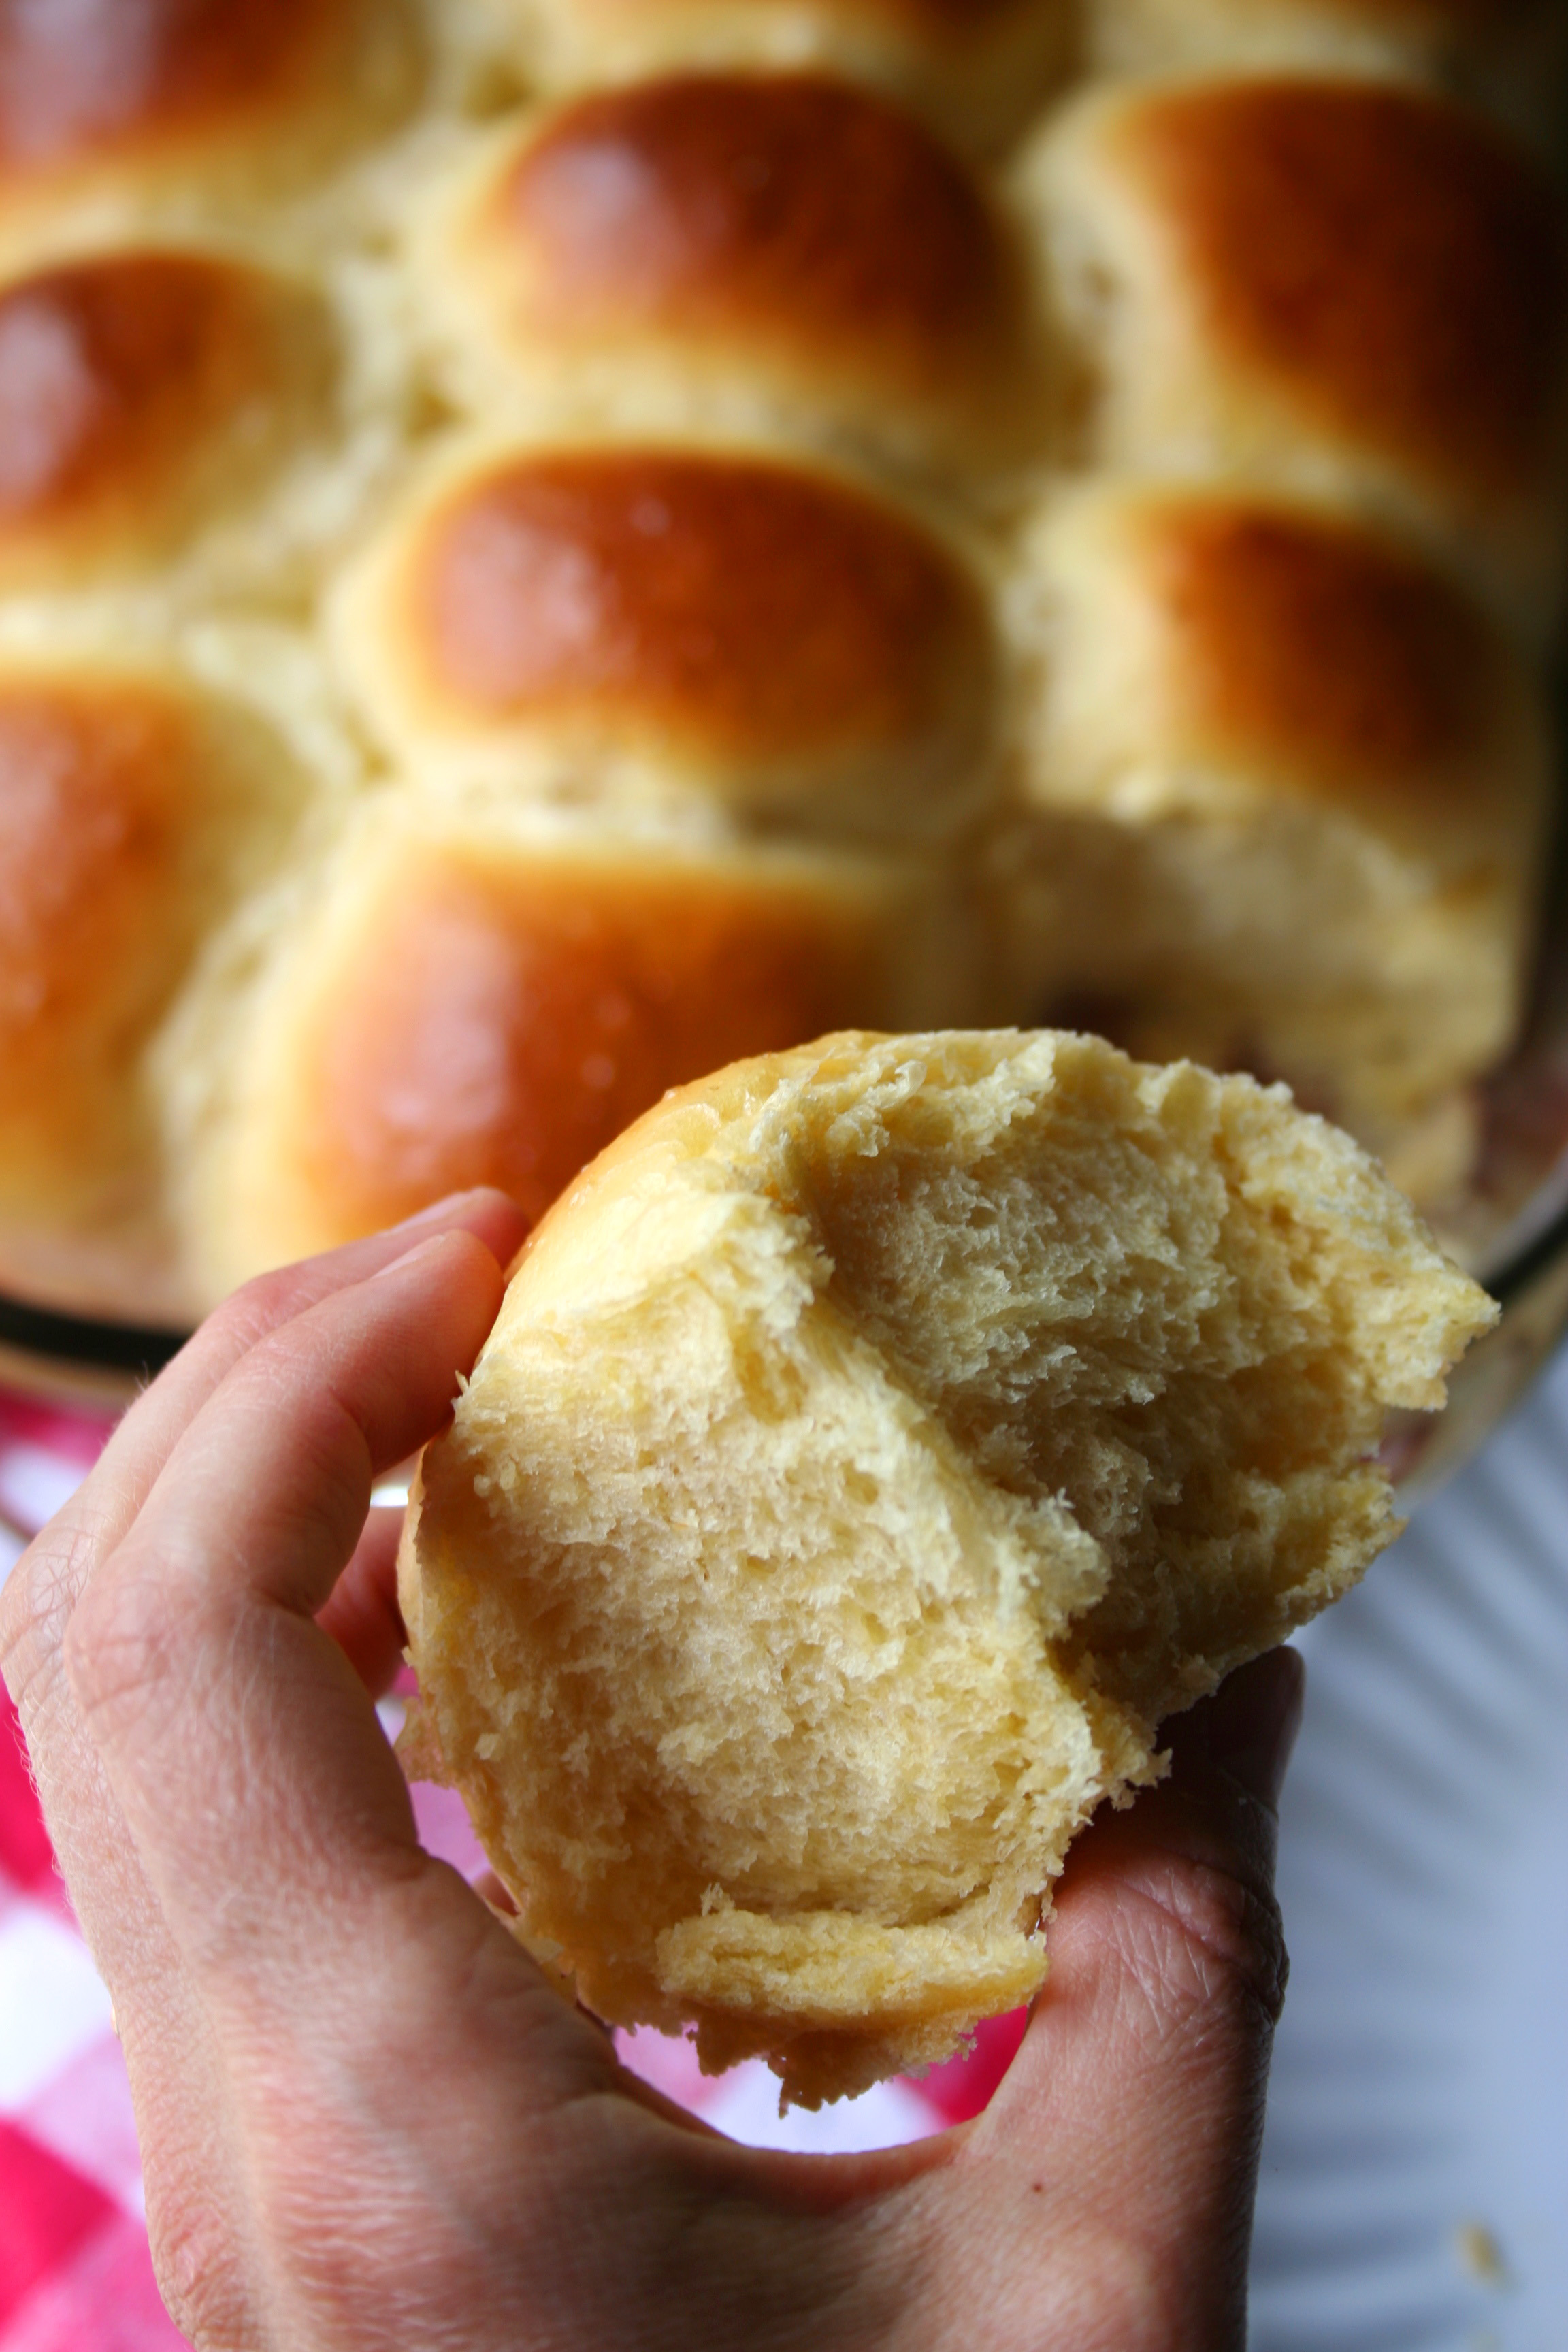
[996,483,1549,1185]
[1034,74,1568,612]
[178,806,978,1295]
[333,439,998,833]
[1025,485,1547,838]
[0,651,312,1320]
[429,72,1047,475]
[0,0,422,228]
[0,253,337,587]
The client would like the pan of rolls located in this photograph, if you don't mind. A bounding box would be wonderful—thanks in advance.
[0,0,1564,1452]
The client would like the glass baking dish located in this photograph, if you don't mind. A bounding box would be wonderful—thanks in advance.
[1,826,1566,1540]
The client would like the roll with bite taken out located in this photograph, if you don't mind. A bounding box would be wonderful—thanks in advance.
[399,1030,1494,2110]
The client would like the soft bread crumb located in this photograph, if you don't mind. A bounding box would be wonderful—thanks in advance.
[398,1031,1494,2108]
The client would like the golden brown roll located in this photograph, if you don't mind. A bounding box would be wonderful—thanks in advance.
[493,0,1074,154]
[0,250,338,591]
[1028,74,1568,620]
[1087,0,1568,131]
[0,647,314,1324]
[399,1028,1494,2106]
[178,798,979,1301]
[0,0,422,238]
[417,71,1048,484]
[331,434,1000,839]
[999,482,1551,1198]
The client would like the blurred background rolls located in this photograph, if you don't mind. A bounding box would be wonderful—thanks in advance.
[0,0,1559,1326]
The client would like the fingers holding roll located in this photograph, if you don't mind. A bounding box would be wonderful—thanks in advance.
[59,1230,507,1934]
[963,1651,1305,2352]
[316,1503,409,1696]
[0,1189,527,1749]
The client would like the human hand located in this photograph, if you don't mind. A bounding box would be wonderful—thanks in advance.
[1,1194,1302,2352]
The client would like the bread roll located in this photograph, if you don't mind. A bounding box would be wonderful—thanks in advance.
[416,71,1048,485]
[0,0,423,246]
[1088,0,1568,135]
[398,1029,1494,2108]
[0,250,338,591]
[0,648,314,1323]
[332,434,1000,838]
[997,482,1551,1196]
[1027,73,1568,621]
[176,799,977,1299]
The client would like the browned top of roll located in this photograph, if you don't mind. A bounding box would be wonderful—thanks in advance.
[0,681,195,1009]
[1113,76,1568,508]
[0,253,333,576]
[0,0,412,198]
[0,682,208,1185]
[280,845,911,1239]
[404,448,989,768]
[474,73,1030,427]
[1125,494,1537,824]
[0,0,327,165]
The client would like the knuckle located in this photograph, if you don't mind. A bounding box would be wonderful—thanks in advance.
[203,1265,306,1356]
[195,1253,366,1396]
[1161,1859,1290,2028]
[1122,1855,1290,2037]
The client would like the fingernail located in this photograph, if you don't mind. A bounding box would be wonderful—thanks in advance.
[371,1233,455,1283]
[1200,1648,1306,1811]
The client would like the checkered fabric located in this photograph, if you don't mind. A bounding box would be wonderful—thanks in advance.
[0,1675,191,2352]
[0,1389,1011,2342]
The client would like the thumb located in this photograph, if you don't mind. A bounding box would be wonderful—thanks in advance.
[975,1649,1305,2351]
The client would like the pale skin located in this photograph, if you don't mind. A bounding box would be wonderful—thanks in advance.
[1,1190,1303,2352]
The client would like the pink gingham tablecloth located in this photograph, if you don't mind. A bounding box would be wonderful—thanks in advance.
[0,1390,1019,2346]
[0,1670,189,2352]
